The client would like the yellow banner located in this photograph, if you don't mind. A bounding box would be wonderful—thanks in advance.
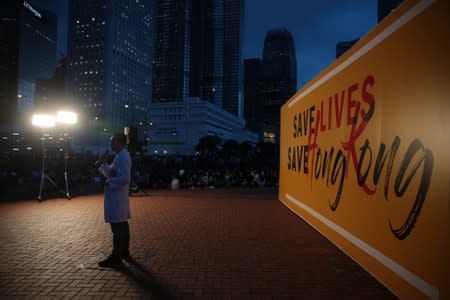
[279,0,449,299]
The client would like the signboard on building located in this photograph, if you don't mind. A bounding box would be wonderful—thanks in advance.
[279,0,449,299]
[23,1,42,19]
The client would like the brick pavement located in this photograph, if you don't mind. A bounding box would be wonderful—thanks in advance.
[0,189,397,299]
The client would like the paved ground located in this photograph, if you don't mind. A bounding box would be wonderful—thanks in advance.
[0,189,396,299]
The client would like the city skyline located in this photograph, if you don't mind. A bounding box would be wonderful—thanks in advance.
[43,0,379,90]
[1,0,388,150]
[244,0,378,88]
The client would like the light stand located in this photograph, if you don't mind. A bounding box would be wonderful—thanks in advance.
[56,111,78,200]
[38,134,58,201]
[32,114,57,202]
[63,128,71,199]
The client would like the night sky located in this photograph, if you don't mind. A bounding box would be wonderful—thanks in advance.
[244,0,377,88]
[40,0,377,89]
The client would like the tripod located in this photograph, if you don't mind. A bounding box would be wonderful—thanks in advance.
[128,153,149,197]
[129,179,150,197]
[63,130,72,200]
[38,137,58,201]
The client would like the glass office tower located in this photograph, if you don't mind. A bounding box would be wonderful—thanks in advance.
[66,0,154,132]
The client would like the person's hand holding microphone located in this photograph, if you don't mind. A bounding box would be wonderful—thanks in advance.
[95,150,109,168]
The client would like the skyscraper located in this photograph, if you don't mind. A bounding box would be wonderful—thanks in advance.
[34,57,67,110]
[336,38,359,58]
[261,28,297,143]
[189,0,224,107]
[378,0,404,23]
[0,0,19,125]
[0,0,56,123]
[66,0,154,132]
[222,0,244,117]
[244,58,262,135]
[152,0,191,103]
[149,0,250,154]
[154,0,244,117]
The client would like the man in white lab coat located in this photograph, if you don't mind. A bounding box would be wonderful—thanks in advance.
[97,133,131,267]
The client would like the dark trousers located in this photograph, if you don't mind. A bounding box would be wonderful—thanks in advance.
[110,221,130,258]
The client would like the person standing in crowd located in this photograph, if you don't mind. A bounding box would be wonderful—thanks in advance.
[97,133,132,267]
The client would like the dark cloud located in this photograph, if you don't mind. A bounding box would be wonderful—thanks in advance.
[245,0,377,88]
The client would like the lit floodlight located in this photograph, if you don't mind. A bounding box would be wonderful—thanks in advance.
[56,111,78,125]
[32,114,56,128]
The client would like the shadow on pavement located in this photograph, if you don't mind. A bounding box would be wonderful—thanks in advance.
[120,257,176,300]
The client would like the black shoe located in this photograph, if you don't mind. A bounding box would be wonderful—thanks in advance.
[122,252,132,261]
[98,255,123,268]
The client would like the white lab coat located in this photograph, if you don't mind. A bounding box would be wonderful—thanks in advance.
[98,148,131,223]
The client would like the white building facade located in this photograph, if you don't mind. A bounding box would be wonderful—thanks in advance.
[147,98,257,155]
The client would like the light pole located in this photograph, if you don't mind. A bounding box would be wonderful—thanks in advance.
[56,111,78,199]
[32,114,56,202]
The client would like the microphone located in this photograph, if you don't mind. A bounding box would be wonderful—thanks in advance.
[95,150,109,167]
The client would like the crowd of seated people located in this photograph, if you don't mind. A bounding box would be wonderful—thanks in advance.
[1,144,279,200]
